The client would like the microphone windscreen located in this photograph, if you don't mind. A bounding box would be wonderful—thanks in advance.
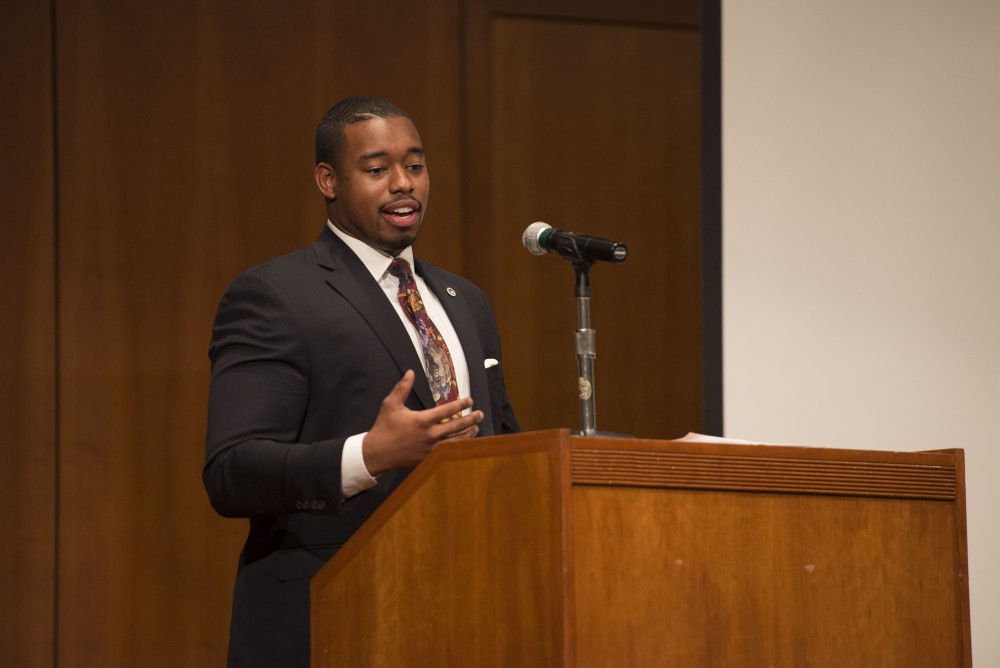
[522,221,551,256]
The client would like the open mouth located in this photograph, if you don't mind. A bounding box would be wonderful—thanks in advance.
[382,201,421,227]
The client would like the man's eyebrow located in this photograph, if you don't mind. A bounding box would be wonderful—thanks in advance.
[359,147,424,161]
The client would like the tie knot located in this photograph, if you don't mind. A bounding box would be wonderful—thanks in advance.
[387,258,412,281]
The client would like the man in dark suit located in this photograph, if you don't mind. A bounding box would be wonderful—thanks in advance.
[204,96,519,667]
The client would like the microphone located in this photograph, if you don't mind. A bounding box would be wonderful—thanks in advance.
[522,222,628,264]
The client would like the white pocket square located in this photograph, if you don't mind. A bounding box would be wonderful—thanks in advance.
[484,358,499,369]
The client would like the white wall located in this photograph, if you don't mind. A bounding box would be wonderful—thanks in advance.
[723,1,1000,663]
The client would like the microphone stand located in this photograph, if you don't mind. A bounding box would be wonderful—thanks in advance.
[571,260,632,438]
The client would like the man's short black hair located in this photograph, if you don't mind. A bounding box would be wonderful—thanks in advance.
[315,96,410,167]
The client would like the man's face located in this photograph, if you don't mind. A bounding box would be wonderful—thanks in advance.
[325,116,429,254]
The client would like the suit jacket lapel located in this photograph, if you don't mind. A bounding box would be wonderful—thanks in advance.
[312,228,436,410]
[419,262,496,436]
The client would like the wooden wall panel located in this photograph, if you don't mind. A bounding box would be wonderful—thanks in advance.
[465,3,702,438]
[0,1,56,665]
[54,1,462,664]
[14,0,706,663]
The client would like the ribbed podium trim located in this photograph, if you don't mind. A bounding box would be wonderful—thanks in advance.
[570,449,958,500]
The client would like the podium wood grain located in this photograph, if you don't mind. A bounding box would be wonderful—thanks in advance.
[312,431,971,667]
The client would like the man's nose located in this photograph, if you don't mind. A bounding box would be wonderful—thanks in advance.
[389,165,414,193]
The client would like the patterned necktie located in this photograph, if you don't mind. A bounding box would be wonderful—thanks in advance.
[387,258,460,406]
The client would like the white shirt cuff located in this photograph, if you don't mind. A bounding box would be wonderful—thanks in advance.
[341,432,378,499]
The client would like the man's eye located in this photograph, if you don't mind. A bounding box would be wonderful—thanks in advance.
[407,163,425,172]
[366,167,387,175]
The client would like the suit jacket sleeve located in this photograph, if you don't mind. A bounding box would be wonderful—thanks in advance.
[203,269,345,518]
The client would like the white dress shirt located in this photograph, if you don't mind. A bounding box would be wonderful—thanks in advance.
[327,221,471,498]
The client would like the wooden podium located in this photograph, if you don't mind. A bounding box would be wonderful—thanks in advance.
[311,430,971,667]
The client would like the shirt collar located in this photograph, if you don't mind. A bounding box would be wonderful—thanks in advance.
[327,220,416,282]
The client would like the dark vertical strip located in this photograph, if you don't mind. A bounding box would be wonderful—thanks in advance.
[50,0,60,665]
[457,0,469,278]
[700,0,724,435]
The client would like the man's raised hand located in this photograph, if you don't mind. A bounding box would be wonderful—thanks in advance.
[361,370,484,476]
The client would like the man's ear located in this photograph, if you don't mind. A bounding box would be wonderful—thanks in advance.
[314,162,337,200]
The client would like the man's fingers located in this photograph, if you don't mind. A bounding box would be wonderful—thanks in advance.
[382,380,481,435]
[433,410,483,438]
[444,424,480,441]
[427,396,474,423]
[384,370,416,407]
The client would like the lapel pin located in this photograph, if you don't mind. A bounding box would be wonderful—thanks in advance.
[446,287,457,297]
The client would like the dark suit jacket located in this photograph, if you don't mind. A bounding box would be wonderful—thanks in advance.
[204,227,519,667]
